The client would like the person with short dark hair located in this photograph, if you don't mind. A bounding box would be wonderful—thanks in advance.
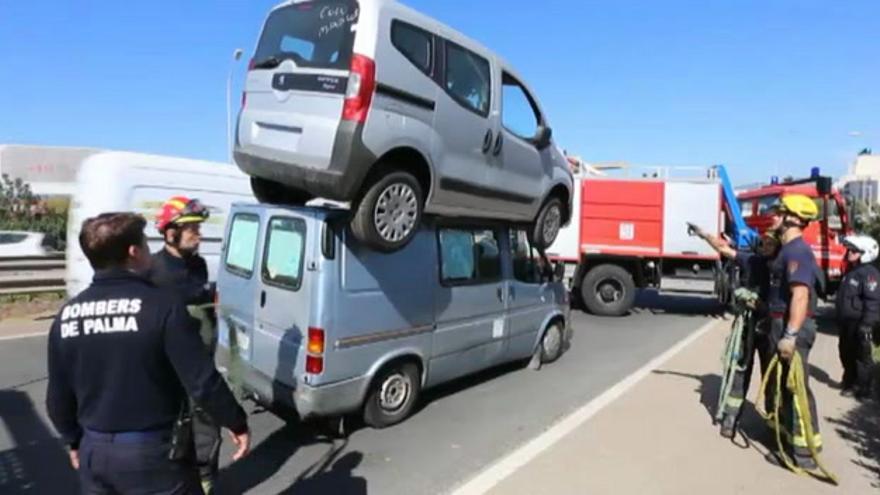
[46,212,250,494]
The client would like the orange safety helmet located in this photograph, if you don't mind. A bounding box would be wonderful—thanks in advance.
[155,196,209,233]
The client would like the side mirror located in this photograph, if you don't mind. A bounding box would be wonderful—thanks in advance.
[817,177,832,196]
[534,126,553,150]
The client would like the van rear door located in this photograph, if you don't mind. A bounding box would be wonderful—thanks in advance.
[239,0,360,169]
[217,209,264,375]
[252,209,314,395]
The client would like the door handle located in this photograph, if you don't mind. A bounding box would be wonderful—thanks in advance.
[260,291,267,308]
[482,129,493,154]
[492,133,503,156]
[497,287,504,302]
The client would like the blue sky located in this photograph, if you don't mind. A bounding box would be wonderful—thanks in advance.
[0,0,877,185]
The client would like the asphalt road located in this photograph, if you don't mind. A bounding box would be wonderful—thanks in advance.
[0,291,721,495]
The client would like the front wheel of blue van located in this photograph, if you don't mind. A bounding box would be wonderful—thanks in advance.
[540,323,564,364]
[351,171,424,253]
[363,362,421,429]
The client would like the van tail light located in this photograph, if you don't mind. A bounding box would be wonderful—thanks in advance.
[342,54,376,123]
[307,327,325,354]
[306,327,326,375]
[306,355,324,374]
[247,58,255,71]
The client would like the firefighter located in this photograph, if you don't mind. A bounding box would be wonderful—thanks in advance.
[836,234,880,401]
[151,196,223,494]
[690,225,779,437]
[46,212,249,494]
[764,194,823,470]
[151,196,212,306]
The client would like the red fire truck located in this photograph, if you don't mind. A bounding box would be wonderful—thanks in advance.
[548,166,739,316]
[736,169,853,293]
[550,164,850,317]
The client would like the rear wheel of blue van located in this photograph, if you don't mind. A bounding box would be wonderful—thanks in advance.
[363,362,421,428]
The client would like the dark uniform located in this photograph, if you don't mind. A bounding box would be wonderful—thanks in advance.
[835,261,880,397]
[150,248,212,306]
[766,237,822,457]
[150,248,223,493]
[721,250,774,425]
[46,269,247,494]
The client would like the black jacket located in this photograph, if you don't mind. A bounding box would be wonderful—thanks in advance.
[835,262,880,326]
[149,248,211,306]
[45,270,247,449]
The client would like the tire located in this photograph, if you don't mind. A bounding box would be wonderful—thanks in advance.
[363,362,421,429]
[580,264,636,317]
[351,171,423,252]
[530,197,564,249]
[250,177,312,206]
[540,322,565,364]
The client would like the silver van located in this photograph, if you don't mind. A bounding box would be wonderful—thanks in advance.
[216,202,572,428]
[234,0,573,252]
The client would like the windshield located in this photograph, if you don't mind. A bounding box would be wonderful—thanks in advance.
[253,1,359,70]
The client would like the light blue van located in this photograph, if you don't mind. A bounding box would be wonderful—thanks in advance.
[216,203,572,428]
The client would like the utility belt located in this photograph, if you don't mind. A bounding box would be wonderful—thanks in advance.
[84,424,173,444]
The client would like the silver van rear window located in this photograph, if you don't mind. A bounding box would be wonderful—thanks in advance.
[253,1,359,70]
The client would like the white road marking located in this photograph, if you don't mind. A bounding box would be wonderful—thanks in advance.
[448,318,722,495]
[0,331,50,341]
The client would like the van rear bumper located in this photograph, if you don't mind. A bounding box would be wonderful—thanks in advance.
[233,121,376,202]
[294,375,370,419]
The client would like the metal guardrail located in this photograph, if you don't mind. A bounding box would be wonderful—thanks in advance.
[0,254,66,296]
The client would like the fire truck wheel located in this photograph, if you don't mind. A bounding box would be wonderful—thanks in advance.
[580,264,636,317]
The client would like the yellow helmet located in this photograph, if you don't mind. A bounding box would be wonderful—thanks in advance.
[777,193,819,221]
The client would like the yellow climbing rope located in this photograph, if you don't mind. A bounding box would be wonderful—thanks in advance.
[757,352,838,484]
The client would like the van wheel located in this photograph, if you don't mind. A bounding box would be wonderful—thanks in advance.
[580,264,636,317]
[250,177,312,206]
[363,362,420,428]
[530,197,564,249]
[351,171,423,252]
[540,322,564,363]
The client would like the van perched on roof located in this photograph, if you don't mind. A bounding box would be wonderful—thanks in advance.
[234,0,573,253]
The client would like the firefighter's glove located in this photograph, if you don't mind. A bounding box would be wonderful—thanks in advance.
[777,335,797,361]
[686,222,702,237]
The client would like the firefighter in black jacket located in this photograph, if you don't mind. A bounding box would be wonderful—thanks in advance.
[46,212,250,494]
[836,234,880,401]
[151,196,223,494]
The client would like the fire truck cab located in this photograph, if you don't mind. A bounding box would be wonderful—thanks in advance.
[736,169,852,293]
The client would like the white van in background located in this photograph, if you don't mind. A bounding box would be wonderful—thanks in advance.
[66,152,256,297]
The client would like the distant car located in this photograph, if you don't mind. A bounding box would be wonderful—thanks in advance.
[234,0,573,252]
[0,231,49,258]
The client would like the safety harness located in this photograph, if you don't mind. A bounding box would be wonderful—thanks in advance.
[757,352,838,484]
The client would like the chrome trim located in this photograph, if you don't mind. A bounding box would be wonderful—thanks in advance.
[334,324,434,350]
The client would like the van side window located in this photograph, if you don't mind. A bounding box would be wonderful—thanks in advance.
[444,42,491,117]
[391,20,433,75]
[502,73,541,140]
[225,214,260,278]
[439,228,500,284]
[262,217,307,291]
[510,230,542,284]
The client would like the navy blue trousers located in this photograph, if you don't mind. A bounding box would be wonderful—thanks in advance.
[78,430,202,495]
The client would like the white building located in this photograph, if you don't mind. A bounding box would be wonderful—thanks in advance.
[838,151,880,205]
[0,144,102,197]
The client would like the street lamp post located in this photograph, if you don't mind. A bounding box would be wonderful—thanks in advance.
[227,48,244,163]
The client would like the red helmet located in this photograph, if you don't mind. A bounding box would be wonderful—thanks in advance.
[155,196,209,232]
